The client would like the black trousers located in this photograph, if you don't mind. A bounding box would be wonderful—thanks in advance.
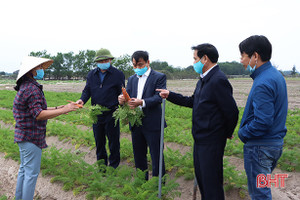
[193,140,226,200]
[92,117,120,169]
[131,126,165,180]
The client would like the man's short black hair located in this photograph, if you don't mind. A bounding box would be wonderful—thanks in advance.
[131,51,149,62]
[239,35,272,61]
[191,43,219,63]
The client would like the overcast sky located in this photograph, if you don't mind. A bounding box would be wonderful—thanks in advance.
[0,0,299,73]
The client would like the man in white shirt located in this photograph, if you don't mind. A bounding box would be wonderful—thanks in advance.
[118,51,167,180]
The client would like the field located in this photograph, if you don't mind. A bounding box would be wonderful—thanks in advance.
[0,78,299,200]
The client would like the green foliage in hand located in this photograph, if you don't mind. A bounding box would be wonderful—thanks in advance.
[87,104,110,124]
[113,104,144,127]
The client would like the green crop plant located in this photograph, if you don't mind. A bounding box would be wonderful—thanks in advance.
[277,147,300,172]
[0,126,19,161]
[46,120,95,149]
[85,166,180,200]
[223,158,247,198]
[113,104,144,127]
[120,138,134,162]
[40,146,179,199]
[0,195,8,200]
[0,109,15,124]
[0,90,15,109]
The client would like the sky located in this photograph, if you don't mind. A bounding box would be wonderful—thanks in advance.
[0,0,299,73]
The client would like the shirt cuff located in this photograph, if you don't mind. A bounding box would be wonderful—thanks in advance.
[142,100,146,108]
[32,107,43,119]
[238,130,247,143]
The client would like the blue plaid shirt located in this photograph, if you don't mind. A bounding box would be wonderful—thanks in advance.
[13,77,48,149]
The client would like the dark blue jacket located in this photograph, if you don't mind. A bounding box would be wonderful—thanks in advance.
[126,69,167,131]
[167,65,239,144]
[238,62,288,145]
[81,65,125,122]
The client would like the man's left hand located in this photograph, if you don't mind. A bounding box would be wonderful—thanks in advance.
[128,98,143,109]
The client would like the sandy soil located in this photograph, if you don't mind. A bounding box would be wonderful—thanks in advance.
[0,79,299,199]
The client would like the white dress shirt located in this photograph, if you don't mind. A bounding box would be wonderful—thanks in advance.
[136,67,151,108]
[200,64,217,78]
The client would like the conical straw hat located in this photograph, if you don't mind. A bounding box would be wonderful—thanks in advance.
[16,56,53,82]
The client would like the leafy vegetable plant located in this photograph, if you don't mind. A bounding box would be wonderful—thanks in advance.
[80,104,110,124]
[113,87,144,127]
[113,104,144,127]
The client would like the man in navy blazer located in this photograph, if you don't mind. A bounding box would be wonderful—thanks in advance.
[118,51,167,180]
[157,44,239,200]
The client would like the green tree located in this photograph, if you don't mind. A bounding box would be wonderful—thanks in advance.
[63,52,74,79]
[51,53,65,80]
[291,65,297,76]
[73,50,96,79]
[112,54,133,79]
[219,61,247,75]
[150,60,174,73]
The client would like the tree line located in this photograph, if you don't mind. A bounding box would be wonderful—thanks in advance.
[2,50,298,80]
[30,50,250,80]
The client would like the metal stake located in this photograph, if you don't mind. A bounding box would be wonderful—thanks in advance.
[158,98,166,198]
[193,177,198,200]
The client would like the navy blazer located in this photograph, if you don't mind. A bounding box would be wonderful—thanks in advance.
[167,65,239,144]
[126,69,167,132]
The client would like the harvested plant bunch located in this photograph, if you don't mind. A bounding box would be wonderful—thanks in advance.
[88,104,110,124]
[113,104,144,127]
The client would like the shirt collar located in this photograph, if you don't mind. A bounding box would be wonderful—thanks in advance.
[250,61,272,80]
[25,77,43,90]
[136,67,151,78]
[200,64,217,78]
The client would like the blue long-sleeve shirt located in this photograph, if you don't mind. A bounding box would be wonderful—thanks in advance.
[238,61,288,145]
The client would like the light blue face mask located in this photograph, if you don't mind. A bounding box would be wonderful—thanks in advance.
[134,66,148,76]
[33,69,44,80]
[97,62,110,70]
[193,58,204,74]
[247,56,256,74]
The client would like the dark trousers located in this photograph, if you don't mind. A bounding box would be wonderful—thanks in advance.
[131,126,165,180]
[193,140,226,200]
[92,117,120,169]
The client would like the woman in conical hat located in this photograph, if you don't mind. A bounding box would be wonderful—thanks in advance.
[13,56,79,200]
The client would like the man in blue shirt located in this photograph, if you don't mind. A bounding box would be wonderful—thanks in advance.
[77,48,125,168]
[238,35,288,200]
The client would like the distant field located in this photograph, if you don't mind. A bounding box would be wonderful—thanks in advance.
[1,78,299,109]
